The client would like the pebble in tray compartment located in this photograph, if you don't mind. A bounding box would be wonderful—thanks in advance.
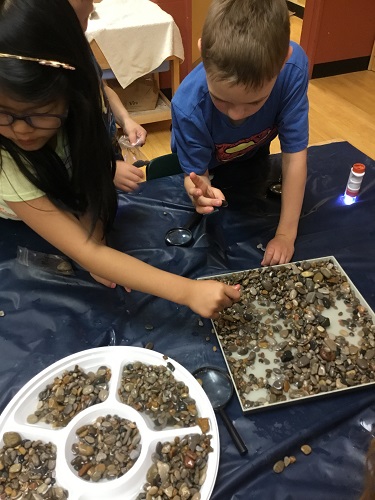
[27,365,111,428]
[137,433,213,500]
[118,362,199,429]
[209,259,375,410]
[0,431,68,499]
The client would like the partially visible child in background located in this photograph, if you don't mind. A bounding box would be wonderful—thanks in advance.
[0,0,241,318]
[171,0,309,267]
[69,0,147,193]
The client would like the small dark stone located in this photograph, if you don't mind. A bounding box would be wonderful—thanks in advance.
[281,350,294,363]
[318,315,331,328]
[309,340,317,350]
[322,297,331,309]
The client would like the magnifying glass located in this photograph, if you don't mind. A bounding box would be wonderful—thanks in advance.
[193,366,248,456]
[268,182,282,196]
[165,212,203,247]
[268,174,282,196]
[165,201,228,247]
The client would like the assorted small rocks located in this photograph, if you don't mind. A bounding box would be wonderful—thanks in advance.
[0,431,68,499]
[4,360,213,497]
[27,365,111,428]
[118,363,199,429]
[273,444,312,474]
[206,259,375,411]
[70,414,141,482]
[136,434,213,500]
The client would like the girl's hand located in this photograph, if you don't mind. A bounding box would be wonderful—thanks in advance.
[186,281,241,319]
[187,172,226,214]
[261,234,295,266]
[90,272,116,288]
[114,160,145,192]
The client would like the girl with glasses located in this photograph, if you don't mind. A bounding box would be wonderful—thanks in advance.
[0,0,240,318]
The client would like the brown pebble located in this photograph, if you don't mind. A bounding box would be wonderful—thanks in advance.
[273,460,285,473]
[78,462,93,477]
[301,444,312,455]
[197,417,210,434]
[57,261,73,272]
[3,431,22,448]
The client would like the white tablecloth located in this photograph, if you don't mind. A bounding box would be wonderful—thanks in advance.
[87,0,184,88]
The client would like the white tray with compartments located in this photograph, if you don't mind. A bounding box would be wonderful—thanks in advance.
[0,346,219,499]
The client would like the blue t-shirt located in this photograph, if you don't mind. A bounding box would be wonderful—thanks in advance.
[171,42,309,175]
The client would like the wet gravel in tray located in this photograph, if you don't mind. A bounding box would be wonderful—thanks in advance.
[136,434,213,500]
[27,365,111,428]
[70,414,141,482]
[118,362,199,429]
[205,258,375,411]
[0,431,68,499]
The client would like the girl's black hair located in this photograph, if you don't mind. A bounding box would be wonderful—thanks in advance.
[0,0,117,234]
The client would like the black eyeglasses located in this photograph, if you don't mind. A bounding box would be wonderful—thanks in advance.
[0,110,68,130]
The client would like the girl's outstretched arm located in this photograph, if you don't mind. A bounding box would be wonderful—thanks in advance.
[6,196,241,318]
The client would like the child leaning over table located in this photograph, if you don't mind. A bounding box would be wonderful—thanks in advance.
[68,0,147,193]
[0,0,241,319]
[171,0,309,267]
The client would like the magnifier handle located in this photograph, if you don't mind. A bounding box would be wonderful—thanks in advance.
[219,408,248,456]
[184,212,203,230]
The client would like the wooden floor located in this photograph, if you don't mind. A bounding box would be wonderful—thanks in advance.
[141,16,375,161]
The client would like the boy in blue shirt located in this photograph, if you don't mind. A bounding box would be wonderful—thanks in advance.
[171,0,309,266]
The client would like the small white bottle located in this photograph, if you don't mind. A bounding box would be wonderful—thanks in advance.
[345,163,366,198]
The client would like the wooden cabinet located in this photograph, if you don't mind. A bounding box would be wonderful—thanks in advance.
[152,0,211,82]
[300,0,375,78]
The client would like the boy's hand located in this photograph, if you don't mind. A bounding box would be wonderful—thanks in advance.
[187,280,241,319]
[187,172,226,214]
[261,234,295,266]
[114,160,145,192]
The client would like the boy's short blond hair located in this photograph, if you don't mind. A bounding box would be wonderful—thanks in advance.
[201,0,290,89]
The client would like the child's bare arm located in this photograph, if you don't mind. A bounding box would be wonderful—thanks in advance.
[103,82,147,146]
[6,196,240,318]
[262,149,307,266]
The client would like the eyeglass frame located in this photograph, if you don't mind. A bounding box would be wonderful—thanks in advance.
[0,110,69,130]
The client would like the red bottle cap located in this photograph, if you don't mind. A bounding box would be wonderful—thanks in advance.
[353,163,365,174]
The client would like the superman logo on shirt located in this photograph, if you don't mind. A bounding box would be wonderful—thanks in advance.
[215,126,277,162]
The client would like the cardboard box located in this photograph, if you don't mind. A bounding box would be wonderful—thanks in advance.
[107,75,159,112]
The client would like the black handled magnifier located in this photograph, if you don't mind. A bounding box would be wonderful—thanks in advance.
[268,174,282,196]
[165,200,228,247]
[165,211,203,247]
[193,366,248,456]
